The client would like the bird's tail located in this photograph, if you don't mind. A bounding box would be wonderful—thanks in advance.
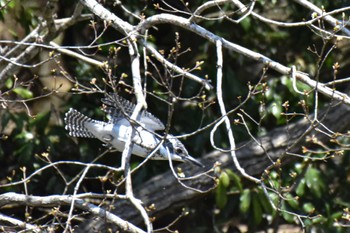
[64,108,97,138]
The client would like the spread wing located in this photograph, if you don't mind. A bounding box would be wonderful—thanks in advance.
[101,93,165,131]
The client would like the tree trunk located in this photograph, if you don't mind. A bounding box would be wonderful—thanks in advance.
[80,101,350,231]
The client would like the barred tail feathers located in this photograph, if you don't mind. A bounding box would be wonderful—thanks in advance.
[64,108,98,138]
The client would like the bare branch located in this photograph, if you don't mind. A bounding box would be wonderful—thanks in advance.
[213,39,259,183]
[49,41,106,68]
[79,0,212,89]
[0,192,145,233]
[0,213,40,232]
[136,13,350,105]
[294,0,350,36]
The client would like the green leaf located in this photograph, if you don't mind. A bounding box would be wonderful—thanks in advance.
[7,0,15,8]
[303,202,315,214]
[259,191,273,214]
[285,193,299,209]
[5,77,13,89]
[252,193,263,225]
[13,87,33,99]
[305,167,325,198]
[331,211,343,220]
[240,189,251,214]
[312,215,326,224]
[225,169,242,192]
[268,192,279,208]
[240,17,251,32]
[216,181,227,209]
[270,100,282,119]
[281,202,295,223]
[219,171,230,188]
[296,179,306,196]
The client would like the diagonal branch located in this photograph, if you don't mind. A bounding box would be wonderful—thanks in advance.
[88,101,350,227]
[79,0,211,90]
[136,13,350,105]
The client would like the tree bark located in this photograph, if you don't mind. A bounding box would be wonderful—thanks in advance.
[80,101,350,231]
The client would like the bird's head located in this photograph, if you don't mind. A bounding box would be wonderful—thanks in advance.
[162,136,204,167]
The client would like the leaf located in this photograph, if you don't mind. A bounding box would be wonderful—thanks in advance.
[303,202,315,214]
[270,99,282,120]
[268,192,279,208]
[216,181,227,209]
[258,189,273,214]
[305,167,325,198]
[219,171,230,188]
[281,202,295,223]
[285,193,299,209]
[296,179,305,196]
[312,215,326,224]
[13,87,33,99]
[240,17,251,32]
[225,169,242,192]
[240,189,251,214]
[331,211,342,219]
[5,77,13,89]
[252,193,263,225]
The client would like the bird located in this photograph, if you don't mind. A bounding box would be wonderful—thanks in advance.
[64,93,204,167]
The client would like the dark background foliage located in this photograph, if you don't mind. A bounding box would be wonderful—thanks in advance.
[1,0,350,232]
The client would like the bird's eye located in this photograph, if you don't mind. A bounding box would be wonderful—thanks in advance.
[175,148,184,155]
[103,134,114,142]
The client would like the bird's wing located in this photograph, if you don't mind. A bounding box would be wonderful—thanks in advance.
[101,94,165,131]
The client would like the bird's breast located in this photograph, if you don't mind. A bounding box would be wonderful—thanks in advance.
[112,124,161,157]
[84,121,163,158]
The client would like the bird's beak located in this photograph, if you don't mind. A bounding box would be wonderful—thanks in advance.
[185,155,205,168]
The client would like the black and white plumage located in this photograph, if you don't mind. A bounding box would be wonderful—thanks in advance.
[64,94,203,167]
[101,94,165,131]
